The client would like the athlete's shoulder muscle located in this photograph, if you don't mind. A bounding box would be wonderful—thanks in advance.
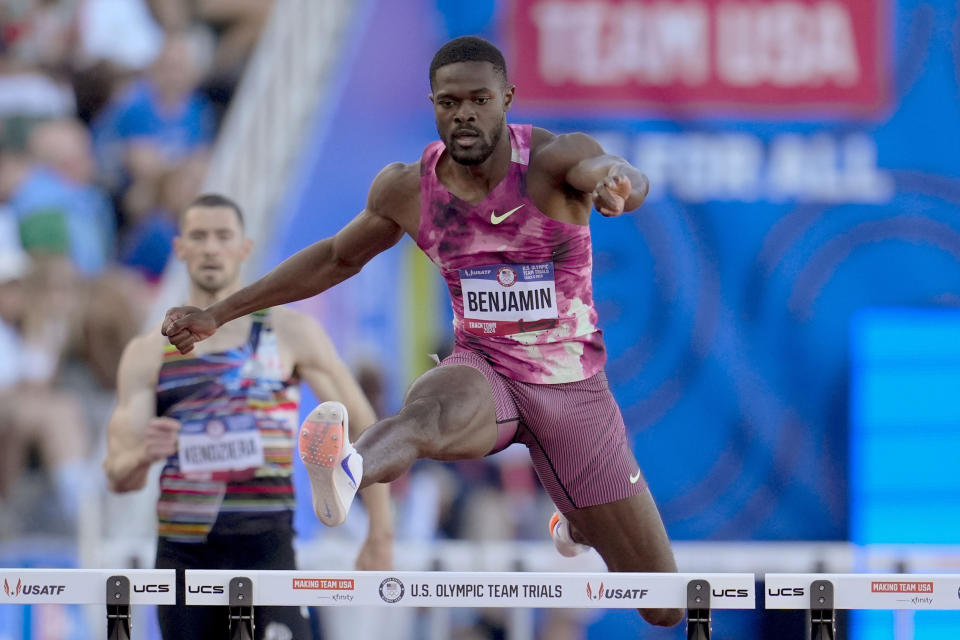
[368,162,420,214]
[269,306,344,380]
[530,129,605,179]
[116,328,166,399]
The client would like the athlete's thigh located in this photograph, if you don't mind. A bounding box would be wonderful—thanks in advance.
[564,489,676,574]
[407,351,519,460]
[513,371,641,513]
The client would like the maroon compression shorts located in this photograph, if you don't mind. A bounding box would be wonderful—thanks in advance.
[440,351,647,514]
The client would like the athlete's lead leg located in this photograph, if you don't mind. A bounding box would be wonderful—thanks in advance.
[355,364,500,486]
[300,364,500,525]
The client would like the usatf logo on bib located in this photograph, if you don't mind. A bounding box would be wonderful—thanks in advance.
[459,262,559,336]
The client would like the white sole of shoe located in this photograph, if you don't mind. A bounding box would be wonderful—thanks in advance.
[298,401,356,526]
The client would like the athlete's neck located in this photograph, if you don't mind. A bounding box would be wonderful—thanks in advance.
[188,281,242,309]
[446,126,512,191]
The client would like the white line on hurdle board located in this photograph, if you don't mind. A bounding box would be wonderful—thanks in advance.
[0,569,175,605]
[184,571,757,609]
[765,573,960,610]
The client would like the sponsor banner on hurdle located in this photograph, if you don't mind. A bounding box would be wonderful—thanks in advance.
[185,571,755,608]
[0,570,175,605]
[765,574,960,610]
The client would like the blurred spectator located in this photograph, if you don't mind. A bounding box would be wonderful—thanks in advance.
[0,210,91,535]
[71,0,166,124]
[119,149,209,283]
[146,0,274,117]
[91,30,215,206]
[3,118,115,276]
[74,0,165,71]
[0,0,76,71]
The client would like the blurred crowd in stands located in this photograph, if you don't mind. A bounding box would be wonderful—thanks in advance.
[0,0,555,584]
[0,0,273,539]
[1,3,568,637]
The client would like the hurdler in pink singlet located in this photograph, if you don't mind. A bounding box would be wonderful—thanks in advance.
[416,124,606,384]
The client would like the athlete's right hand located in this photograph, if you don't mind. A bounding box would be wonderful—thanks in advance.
[162,306,218,354]
[144,417,181,463]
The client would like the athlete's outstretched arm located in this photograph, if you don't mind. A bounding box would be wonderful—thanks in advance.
[163,165,408,353]
[542,132,649,216]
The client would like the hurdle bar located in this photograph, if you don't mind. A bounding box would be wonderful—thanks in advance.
[186,571,755,638]
[0,569,175,640]
[765,573,960,640]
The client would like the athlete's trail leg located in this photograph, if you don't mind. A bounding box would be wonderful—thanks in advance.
[565,490,684,627]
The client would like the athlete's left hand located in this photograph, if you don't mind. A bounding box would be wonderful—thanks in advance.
[591,172,632,217]
[354,533,393,571]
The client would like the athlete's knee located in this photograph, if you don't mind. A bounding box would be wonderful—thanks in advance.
[640,607,684,627]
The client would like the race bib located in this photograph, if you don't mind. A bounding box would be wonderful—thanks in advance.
[177,414,264,474]
[459,262,559,336]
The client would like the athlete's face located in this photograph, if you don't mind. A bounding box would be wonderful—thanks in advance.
[430,61,514,166]
[174,205,251,295]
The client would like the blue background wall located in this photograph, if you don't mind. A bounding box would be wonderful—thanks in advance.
[262,0,960,636]
[276,0,960,543]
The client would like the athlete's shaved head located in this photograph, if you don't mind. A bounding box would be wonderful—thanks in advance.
[429,36,507,89]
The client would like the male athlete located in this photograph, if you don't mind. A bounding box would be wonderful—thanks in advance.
[163,37,681,626]
[105,194,393,638]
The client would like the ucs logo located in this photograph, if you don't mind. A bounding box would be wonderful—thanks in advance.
[713,588,750,598]
[133,584,171,593]
[3,579,21,597]
[188,585,225,594]
[768,587,805,597]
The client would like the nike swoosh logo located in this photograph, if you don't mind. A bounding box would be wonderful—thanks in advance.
[490,204,524,225]
[629,470,642,484]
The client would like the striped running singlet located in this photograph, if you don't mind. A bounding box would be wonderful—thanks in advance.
[155,310,300,542]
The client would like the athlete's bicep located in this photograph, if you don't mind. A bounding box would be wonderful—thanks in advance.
[329,208,405,270]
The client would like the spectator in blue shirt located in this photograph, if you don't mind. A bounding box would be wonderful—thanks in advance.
[92,31,216,202]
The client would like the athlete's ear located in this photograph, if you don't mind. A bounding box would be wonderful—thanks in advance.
[503,84,515,111]
[241,236,253,259]
[428,92,435,106]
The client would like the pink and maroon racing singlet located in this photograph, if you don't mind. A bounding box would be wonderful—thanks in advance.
[417,124,606,384]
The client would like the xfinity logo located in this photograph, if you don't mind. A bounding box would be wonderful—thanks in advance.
[188,585,225,594]
[768,587,805,597]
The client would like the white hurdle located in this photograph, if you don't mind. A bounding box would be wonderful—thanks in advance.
[0,569,175,640]
[185,570,756,639]
[765,573,960,640]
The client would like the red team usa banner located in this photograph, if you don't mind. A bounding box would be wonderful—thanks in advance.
[507,0,889,114]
